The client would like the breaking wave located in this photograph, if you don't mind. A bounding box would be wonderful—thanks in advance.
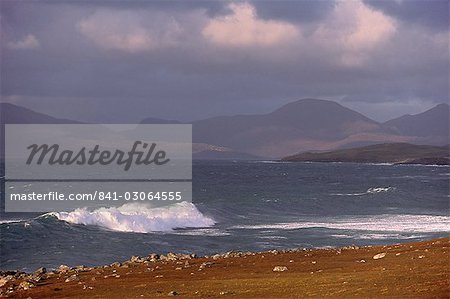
[49,202,215,233]
[332,186,395,196]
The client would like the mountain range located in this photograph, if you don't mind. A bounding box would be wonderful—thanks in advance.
[1,99,448,159]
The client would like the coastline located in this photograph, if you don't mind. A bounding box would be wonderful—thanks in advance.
[1,238,449,298]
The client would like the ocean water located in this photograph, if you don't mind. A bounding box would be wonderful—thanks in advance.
[0,161,449,272]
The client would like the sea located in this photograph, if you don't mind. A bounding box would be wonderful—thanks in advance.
[1,161,449,272]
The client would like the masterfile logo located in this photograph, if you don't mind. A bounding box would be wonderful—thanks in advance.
[26,141,170,171]
[4,124,192,212]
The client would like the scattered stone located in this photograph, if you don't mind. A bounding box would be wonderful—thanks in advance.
[395,253,401,256]
[358,259,366,263]
[199,262,214,271]
[65,274,78,283]
[0,275,13,287]
[168,290,178,296]
[18,281,35,290]
[34,267,46,276]
[418,255,425,259]
[58,265,70,273]
[373,252,386,260]
[130,256,145,263]
[166,253,178,261]
[272,266,288,272]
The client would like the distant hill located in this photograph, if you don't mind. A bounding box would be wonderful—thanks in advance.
[192,99,405,158]
[140,117,181,124]
[282,143,450,165]
[0,103,80,124]
[384,103,449,138]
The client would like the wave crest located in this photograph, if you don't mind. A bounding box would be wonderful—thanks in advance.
[332,186,395,196]
[50,202,215,233]
[366,187,394,194]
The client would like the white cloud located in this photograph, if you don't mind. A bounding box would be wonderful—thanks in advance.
[313,0,397,67]
[77,10,183,53]
[7,34,40,49]
[202,3,299,47]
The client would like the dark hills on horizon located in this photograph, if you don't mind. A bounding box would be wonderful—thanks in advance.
[1,99,448,159]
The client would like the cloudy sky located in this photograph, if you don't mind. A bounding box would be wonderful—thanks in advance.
[1,0,448,122]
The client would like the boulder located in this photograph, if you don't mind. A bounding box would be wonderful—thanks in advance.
[273,266,288,272]
[373,253,387,260]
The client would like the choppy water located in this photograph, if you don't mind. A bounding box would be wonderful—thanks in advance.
[1,161,449,272]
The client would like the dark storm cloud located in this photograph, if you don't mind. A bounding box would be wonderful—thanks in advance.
[364,0,449,31]
[251,0,336,24]
[0,0,448,123]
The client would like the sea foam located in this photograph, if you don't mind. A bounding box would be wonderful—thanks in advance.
[232,214,450,233]
[332,186,395,196]
[51,202,215,233]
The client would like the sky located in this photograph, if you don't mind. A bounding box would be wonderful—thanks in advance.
[1,0,449,123]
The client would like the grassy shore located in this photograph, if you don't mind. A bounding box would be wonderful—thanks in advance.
[1,238,449,298]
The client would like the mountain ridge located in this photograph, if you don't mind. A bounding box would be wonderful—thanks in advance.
[383,103,449,137]
[2,100,448,159]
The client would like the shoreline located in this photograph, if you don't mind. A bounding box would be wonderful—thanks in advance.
[1,237,449,298]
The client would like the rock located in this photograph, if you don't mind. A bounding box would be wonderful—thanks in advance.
[34,267,46,275]
[130,256,143,263]
[272,266,288,272]
[0,275,13,287]
[19,281,35,290]
[148,253,159,261]
[65,274,78,283]
[58,265,70,273]
[168,290,178,296]
[166,253,178,261]
[199,262,214,270]
[373,252,387,260]
[75,265,86,270]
